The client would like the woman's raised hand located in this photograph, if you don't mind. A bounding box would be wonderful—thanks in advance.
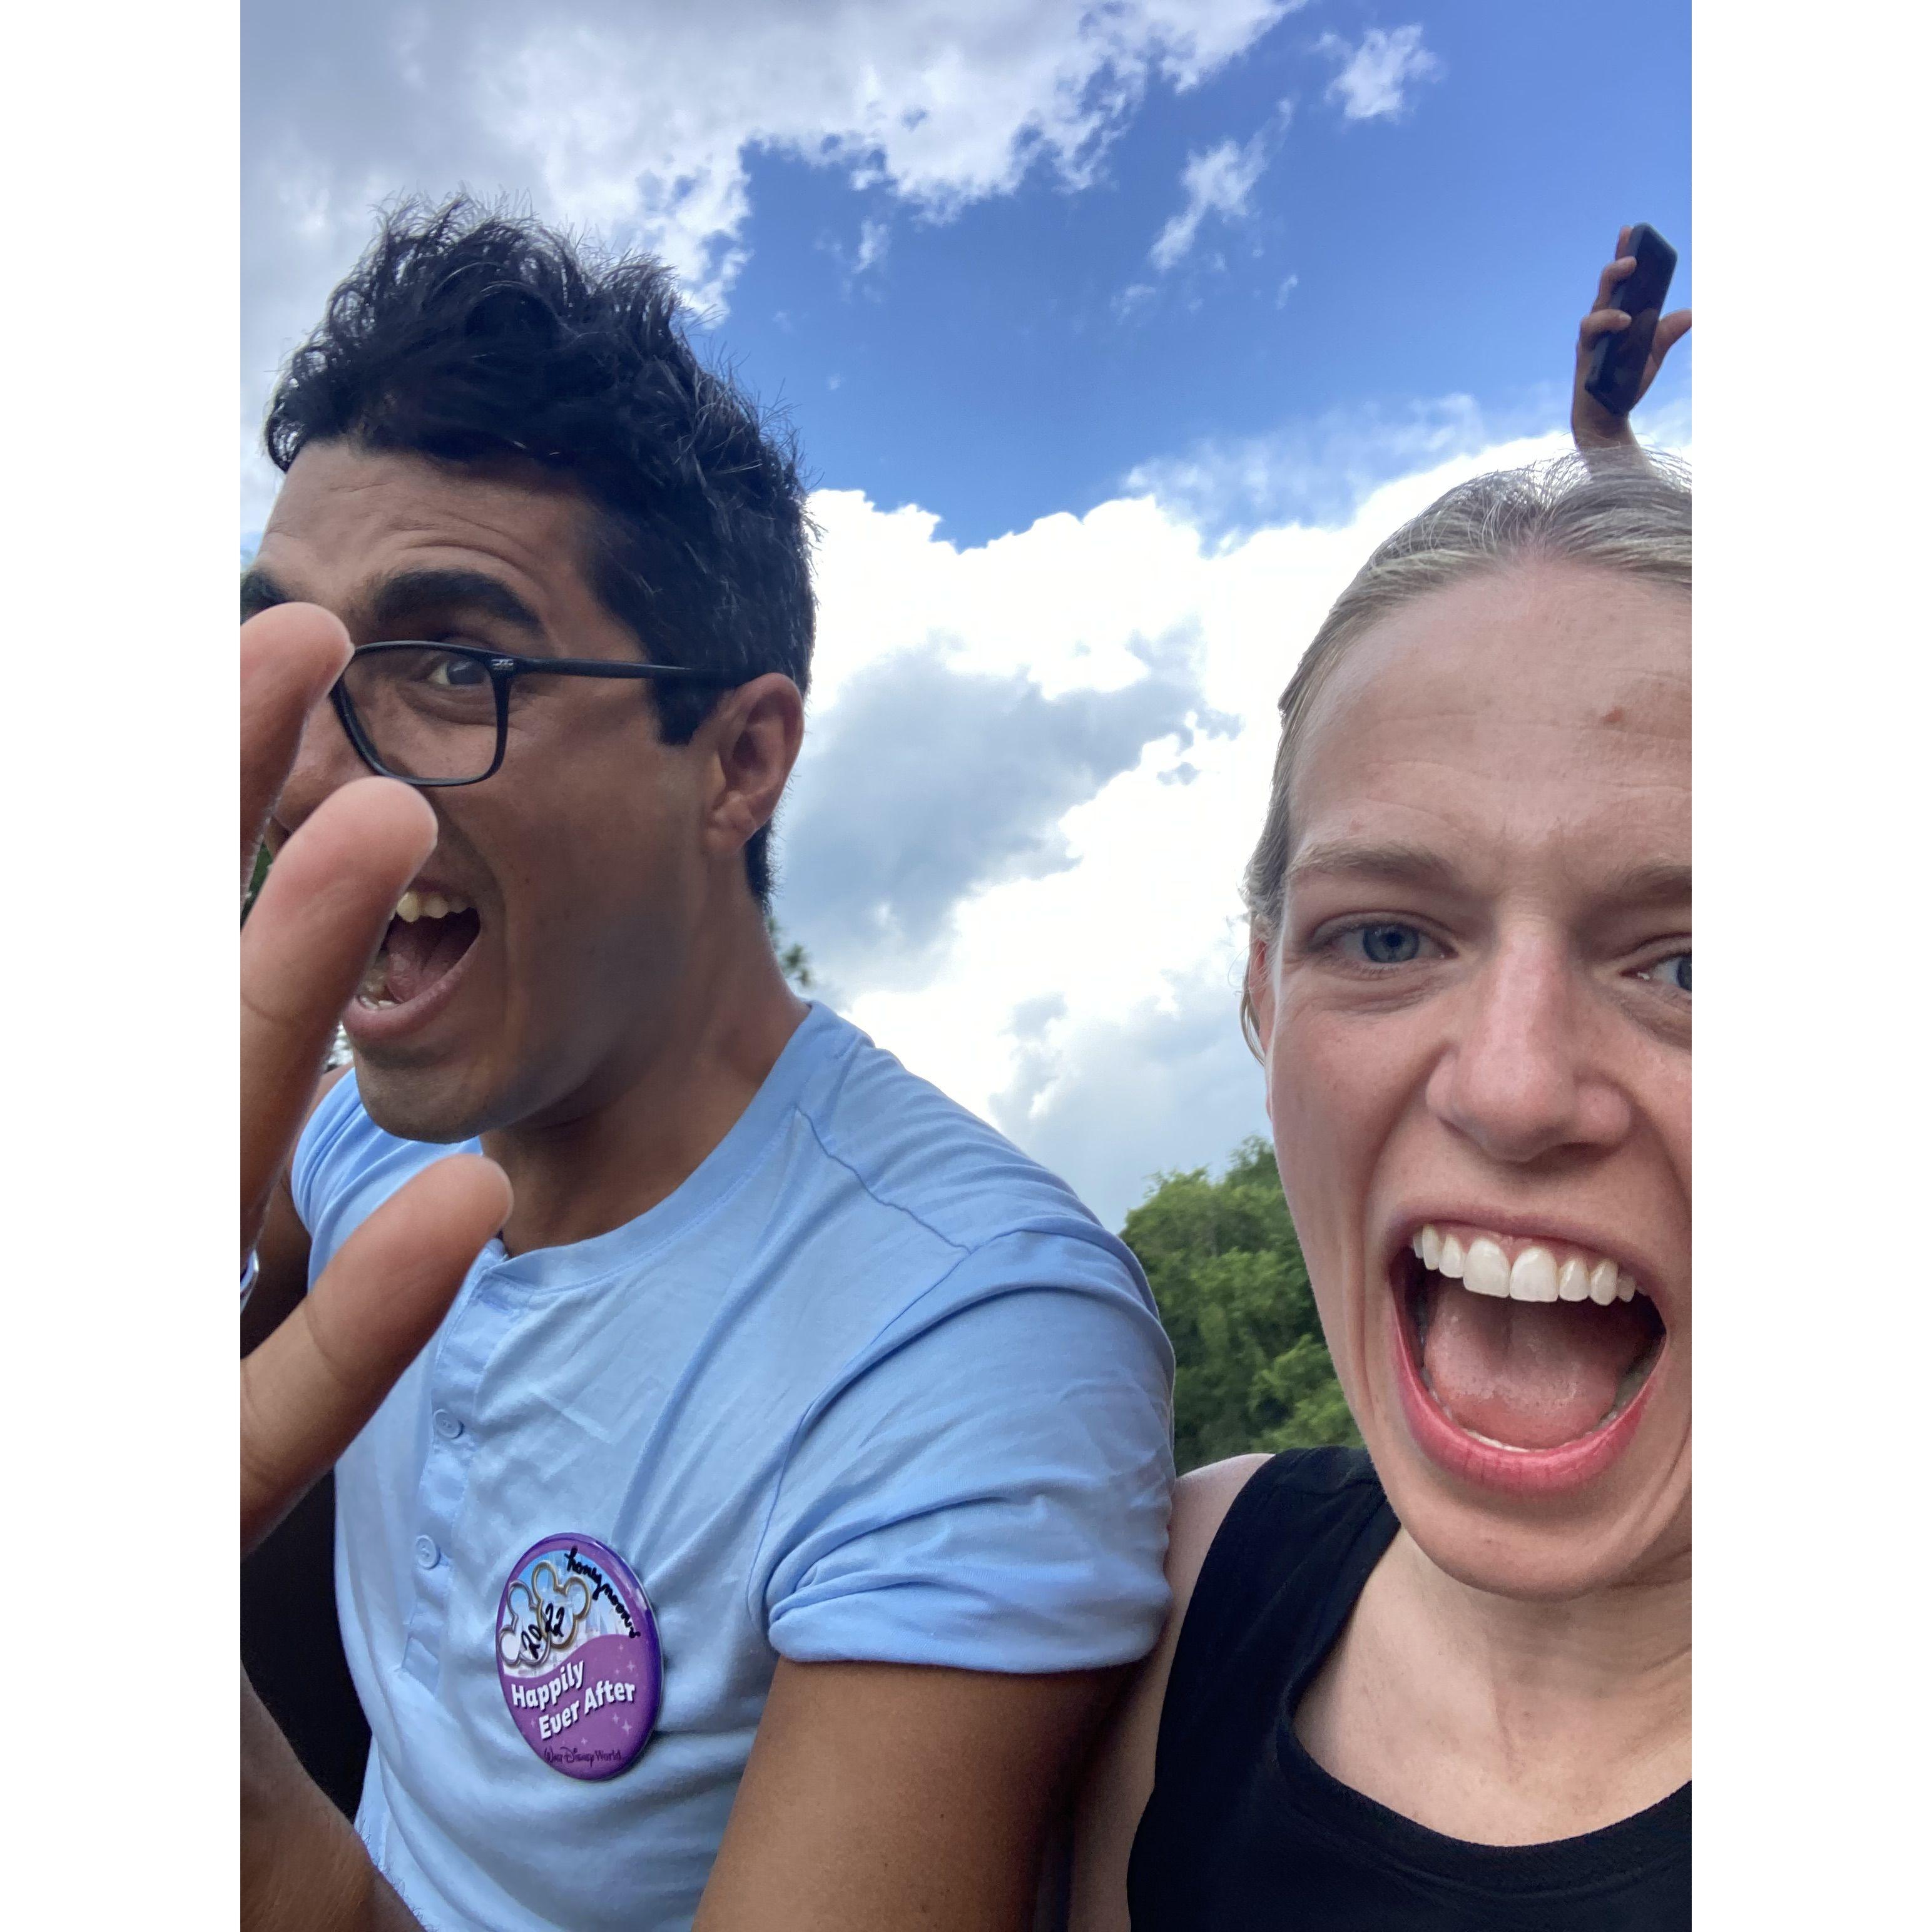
[1572,225,1692,452]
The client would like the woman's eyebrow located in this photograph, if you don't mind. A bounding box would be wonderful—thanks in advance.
[1596,861,1692,912]
[1285,840,1463,892]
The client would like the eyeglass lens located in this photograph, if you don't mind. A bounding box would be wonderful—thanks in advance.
[340,648,501,783]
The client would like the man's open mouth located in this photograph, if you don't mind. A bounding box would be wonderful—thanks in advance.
[1397,1225,1667,1455]
[357,887,482,1014]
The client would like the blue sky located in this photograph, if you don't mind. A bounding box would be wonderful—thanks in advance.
[242,1,1690,1223]
[688,3,1690,544]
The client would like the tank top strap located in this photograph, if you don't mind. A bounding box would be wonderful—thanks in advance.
[1153,1448,1397,1781]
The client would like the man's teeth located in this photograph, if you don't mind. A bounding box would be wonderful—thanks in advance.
[1408,1225,1644,1305]
[394,889,474,923]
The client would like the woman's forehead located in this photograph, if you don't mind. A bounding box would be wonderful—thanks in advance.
[1288,562,1690,870]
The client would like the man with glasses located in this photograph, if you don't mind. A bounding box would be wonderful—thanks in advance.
[240,199,1173,1931]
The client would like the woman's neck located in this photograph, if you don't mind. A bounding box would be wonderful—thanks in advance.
[1294,1527,1690,1846]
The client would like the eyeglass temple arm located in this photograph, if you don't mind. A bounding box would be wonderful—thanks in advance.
[524,656,738,684]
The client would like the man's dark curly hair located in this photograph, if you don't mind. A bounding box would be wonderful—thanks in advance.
[264,196,814,907]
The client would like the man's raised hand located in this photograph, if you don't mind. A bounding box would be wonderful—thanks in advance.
[242,605,508,1930]
[240,602,510,1555]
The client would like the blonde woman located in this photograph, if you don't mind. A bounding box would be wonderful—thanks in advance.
[1070,450,1692,1930]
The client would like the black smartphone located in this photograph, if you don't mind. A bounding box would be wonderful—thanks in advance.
[1584,224,1678,417]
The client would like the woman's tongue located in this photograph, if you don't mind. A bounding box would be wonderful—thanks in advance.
[380,913,472,1005]
[1421,1288,1646,1450]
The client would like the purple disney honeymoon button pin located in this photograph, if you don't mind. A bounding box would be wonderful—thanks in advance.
[496,1533,663,1780]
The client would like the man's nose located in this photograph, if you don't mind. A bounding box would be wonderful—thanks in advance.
[1425,931,1630,1165]
[271,691,372,843]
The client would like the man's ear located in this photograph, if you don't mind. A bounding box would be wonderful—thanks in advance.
[699,674,805,868]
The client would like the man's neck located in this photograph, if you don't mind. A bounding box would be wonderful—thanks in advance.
[482,905,809,1257]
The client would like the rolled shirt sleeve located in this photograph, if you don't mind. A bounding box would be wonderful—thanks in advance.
[755,1226,1176,1674]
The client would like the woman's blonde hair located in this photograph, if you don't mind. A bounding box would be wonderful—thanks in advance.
[1240,450,1691,1049]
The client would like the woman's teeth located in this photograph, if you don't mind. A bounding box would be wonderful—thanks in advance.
[394,888,474,922]
[1410,1225,1642,1306]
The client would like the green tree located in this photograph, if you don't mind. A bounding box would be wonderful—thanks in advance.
[765,910,813,992]
[1120,1137,1360,1471]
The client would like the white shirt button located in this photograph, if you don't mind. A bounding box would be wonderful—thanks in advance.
[414,1535,439,1570]
[433,1409,462,1440]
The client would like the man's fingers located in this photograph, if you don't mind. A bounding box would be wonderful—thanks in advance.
[240,776,436,1246]
[240,1153,511,1553]
[242,605,352,893]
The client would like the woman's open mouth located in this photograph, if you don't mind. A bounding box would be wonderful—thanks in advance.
[1390,1224,1669,1497]
[343,885,483,1045]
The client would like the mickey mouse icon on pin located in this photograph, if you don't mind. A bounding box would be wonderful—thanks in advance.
[496,1533,663,1780]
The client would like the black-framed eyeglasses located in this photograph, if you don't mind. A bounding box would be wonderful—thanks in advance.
[329,641,738,787]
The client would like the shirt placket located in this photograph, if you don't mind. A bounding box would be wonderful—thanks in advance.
[400,1269,521,1691]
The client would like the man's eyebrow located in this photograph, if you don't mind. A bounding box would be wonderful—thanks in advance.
[1284,840,1463,893]
[239,566,291,619]
[367,568,545,640]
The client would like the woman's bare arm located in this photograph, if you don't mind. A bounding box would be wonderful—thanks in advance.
[1065,1455,1271,1932]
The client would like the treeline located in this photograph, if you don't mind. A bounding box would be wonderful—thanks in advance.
[1119,1137,1360,1472]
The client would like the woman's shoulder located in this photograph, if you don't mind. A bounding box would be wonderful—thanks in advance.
[1065,1450,1375,1932]
[1065,1455,1270,1932]
[1170,1446,1379,1596]
[1166,1453,1273,1597]
[1165,1446,1383,1682]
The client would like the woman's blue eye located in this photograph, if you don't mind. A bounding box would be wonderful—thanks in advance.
[1345,922,1426,965]
[1640,951,1691,995]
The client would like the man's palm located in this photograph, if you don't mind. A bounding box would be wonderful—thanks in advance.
[240,602,508,1552]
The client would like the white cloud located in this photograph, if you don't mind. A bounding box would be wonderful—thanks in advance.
[1123,393,1525,535]
[242,2,1299,505]
[780,419,1665,1226]
[820,215,893,295]
[1149,125,1273,272]
[854,218,890,277]
[1318,24,1441,122]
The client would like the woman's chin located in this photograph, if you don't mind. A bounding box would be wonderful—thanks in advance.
[1400,1488,1692,1604]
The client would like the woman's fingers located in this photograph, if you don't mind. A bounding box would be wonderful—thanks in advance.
[242,605,351,893]
[1579,307,1633,347]
[240,776,435,1249]
[240,1152,511,1554]
[1651,308,1692,364]
[1593,253,1637,313]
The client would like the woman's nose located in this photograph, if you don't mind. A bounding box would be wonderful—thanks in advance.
[1425,934,1630,1164]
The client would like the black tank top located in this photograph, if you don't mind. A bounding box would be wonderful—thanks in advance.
[1127,1449,1690,1930]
